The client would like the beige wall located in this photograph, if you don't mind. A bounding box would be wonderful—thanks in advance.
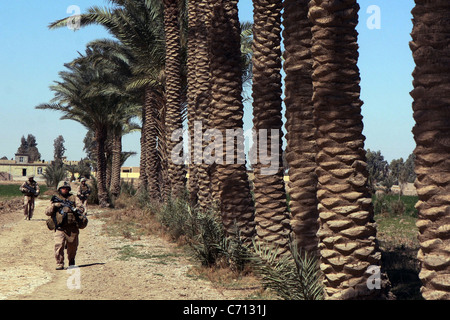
[0,163,46,179]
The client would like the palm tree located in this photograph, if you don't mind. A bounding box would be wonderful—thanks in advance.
[251,0,290,254]
[308,0,390,299]
[36,48,129,207]
[49,0,168,201]
[80,40,141,199]
[163,0,187,198]
[410,0,450,300]
[208,0,255,241]
[282,1,319,254]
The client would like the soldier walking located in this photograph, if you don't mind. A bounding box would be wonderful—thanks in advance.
[19,175,40,220]
[45,181,88,270]
[76,177,91,214]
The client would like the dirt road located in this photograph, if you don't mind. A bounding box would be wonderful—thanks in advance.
[0,198,255,300]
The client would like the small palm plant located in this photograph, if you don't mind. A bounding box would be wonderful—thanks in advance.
[249,239,324,300]
[42,161,67,190]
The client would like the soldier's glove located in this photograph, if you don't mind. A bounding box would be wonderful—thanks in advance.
[53,202,63,208]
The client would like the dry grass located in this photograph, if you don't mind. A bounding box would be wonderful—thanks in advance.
[100,192,276,299]
[186,265,274,299]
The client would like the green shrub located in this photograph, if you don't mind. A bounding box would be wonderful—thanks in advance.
[150,193,251,271]
[390,199,406,215]
[373,194,418,217]
[373,194,390,215]
[248,240,323,300]
[42,162,67,189]
[156,195,191,241]
[120,180,136,197]
[187,207,226,267]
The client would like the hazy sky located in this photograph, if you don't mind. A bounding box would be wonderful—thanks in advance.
[0,0,415,167]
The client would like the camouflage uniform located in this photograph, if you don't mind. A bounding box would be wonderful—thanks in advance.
[76,178,91,213]
[45,181,85,270]
[19,176,40,220]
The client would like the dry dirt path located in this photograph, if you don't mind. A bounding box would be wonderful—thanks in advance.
[0,198,254,300]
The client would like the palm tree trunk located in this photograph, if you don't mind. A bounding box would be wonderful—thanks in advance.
[163,0,187,198]
[139,89,150,193]
[251,0,290,254]
[410,0,450,300]
[187,0,201,205]
[110,131,122,199]
[145,86,164,201]
[95,126,109,207]
[309,0,390,299]
[105,141,112,191]
[282,0,319,254]
[192,0,214,211]
[187,0,213,209]
[138,98,149,192]
[209,0,255,241]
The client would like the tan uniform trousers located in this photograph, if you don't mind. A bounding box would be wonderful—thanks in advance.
[23,196,35,219]
[54,228,79,269]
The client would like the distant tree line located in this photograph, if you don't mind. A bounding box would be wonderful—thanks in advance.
[366,149,416,193]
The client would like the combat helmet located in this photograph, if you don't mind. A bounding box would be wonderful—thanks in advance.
[57,181,71,191]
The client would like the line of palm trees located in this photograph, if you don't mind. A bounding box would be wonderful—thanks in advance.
[36,0,447,300]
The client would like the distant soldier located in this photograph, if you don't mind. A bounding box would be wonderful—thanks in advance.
[76,178,91,214]
[19,175,40,220]
[45,181,88,270]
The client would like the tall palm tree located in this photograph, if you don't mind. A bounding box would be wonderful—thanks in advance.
[36,47,132,207]
[410,0,450,300]
[80,40,141,199]
[49,0,168,201]
[282,0,319,254]
[308,0,390,299]
[163,0,187,198]
[251,0,290,254]
[208,0,255,241]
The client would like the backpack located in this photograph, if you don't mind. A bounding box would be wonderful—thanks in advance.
[46,195,88,230]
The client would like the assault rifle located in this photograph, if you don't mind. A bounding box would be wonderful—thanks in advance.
[78,189,91,200]
[50,195,87,230]
[22,184,38,196]
[51,195,82,215]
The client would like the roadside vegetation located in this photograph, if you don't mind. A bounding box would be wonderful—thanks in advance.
[0,177,422,300]
[85,179,420,300]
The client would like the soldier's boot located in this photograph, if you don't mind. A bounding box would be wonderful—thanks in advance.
[56,265,64,270]
[69,259,76,266]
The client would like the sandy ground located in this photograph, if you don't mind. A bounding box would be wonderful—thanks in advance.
[0,198,255,300]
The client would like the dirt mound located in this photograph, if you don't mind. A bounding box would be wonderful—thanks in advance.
[0,198,22,214]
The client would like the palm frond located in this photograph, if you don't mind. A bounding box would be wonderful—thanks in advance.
[249,239,324,300]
